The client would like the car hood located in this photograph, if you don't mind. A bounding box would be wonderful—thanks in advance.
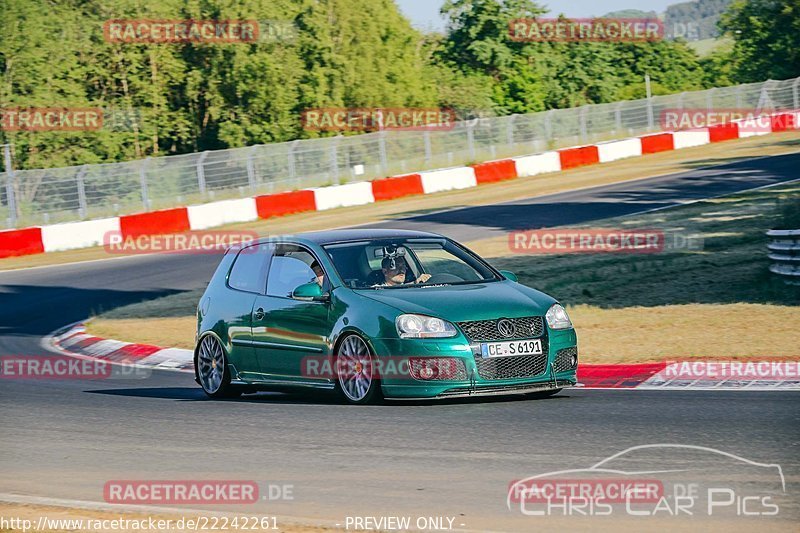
[357,281,557,322]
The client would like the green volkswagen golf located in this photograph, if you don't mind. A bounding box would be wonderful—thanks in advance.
[194,229,578,403]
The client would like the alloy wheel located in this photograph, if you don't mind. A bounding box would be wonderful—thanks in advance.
[336,335,378,403]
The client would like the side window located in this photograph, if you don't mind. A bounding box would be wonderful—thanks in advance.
[228,244,271,293]
[267,250,319,298]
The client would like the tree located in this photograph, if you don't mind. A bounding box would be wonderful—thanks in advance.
[720,0,800,82]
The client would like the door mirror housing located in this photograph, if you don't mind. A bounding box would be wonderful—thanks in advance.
[291,281,329,302]
[499,270,518,282]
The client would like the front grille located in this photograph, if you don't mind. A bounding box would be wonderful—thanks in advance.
[474,353,548,380]
[553,347,578,373]
[457,316,544,342]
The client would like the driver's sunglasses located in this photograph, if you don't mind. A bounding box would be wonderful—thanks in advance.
[386,262,407,273]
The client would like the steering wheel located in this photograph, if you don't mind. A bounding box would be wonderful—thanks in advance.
[424,273,464,284]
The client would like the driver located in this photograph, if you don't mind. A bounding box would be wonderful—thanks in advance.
[380,255,431,286]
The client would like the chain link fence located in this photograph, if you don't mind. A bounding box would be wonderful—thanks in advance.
[2,76,799,228]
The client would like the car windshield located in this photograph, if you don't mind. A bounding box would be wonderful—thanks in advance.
[322,238,498,289]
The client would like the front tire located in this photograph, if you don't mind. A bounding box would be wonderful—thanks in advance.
[196,335,241,399]
[335,334,382,405]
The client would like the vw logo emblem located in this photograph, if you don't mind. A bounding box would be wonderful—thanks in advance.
[497,319,515,338]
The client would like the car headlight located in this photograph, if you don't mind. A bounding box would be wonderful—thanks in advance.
[396,314,458,339]
[545,304,572,330]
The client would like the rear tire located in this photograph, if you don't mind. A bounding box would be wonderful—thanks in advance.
[196,335,241,399]
[334,334,383,405]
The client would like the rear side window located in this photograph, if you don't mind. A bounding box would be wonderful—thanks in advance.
[267,251,319,298]
[228,244,271,293]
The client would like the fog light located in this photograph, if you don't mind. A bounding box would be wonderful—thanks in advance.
[409,357,465,381]
[571,354,578,367]
[419,365,435,380]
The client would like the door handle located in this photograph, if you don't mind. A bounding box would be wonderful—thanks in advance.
[253,307,265,320]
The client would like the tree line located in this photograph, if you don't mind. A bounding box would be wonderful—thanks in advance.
[0,0,797,171]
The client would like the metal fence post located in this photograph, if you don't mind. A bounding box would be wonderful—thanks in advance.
[3,145,17,227]
[246,146,257,192]
[288,140,299,188]
[793,78,800,111]
[544,110,553,143]
[736,85,744,108]
[76,165,88,219]
[579,106,588,142]
[506,115,515,150]
[196,151,208,195]
[614,102,623,132]
[423,130,432,163]
[139,158,150,210]
[705,88,715,113]
[329,135,340,182]
[378,131,388,175]
[466,121,476,161]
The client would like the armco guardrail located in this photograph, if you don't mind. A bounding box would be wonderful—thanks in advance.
[767,229,800,283]
[2,76,800,229]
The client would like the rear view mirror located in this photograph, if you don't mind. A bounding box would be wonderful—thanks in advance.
[499,270,518,282]
[292,282,329,302]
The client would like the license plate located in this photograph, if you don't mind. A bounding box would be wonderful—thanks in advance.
[480,339,543,358]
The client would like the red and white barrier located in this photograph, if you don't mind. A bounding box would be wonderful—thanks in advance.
[558,145,599,169]
[673,130,711,149]
[3,113,798,261]
[640,133,675,154]
[313,181,375,210]
[597,138,642,163]
[472,159,517,184]
[0,227,44,259]
[419,167,477,194]
[255,190,316,219]
[119,207,190,238]
[187,198,258,230]
[371,174,424,201]
[513,151,561,177]
[41,217,120,252]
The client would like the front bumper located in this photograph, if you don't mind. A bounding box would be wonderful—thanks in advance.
[371,328,578,399]
[389,379,577,400]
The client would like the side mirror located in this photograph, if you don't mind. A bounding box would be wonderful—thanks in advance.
[499,270,518,282]
[292,282,329,302]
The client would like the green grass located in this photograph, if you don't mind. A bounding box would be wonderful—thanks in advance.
[490,183,800,308]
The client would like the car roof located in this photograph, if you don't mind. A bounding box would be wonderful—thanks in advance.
[257,228,445,246]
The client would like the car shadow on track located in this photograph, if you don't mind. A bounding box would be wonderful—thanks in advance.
[85,386,574,406]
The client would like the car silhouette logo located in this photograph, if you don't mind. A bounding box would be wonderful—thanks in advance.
[497,319,515,338]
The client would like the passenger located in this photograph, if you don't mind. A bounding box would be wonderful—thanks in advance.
[310,261,325,287]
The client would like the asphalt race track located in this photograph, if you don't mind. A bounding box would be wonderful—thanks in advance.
[1,152,799,530]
